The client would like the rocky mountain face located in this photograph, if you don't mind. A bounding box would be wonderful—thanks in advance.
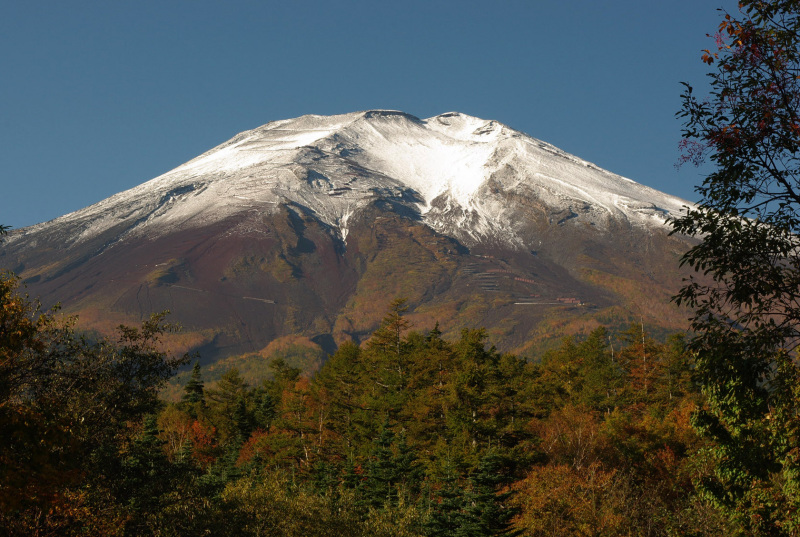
[1,110,694,365]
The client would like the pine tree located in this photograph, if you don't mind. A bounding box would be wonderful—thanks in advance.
[233,395,253,441]
[363,299,413,421]
[206,368,249,444]
[117,415,176,533]
[361,419,400,510]
[312,341,369,450]
[182,361,205,410]
[425,459,466,537]
[394,430,422,498]
[461,450,519,537]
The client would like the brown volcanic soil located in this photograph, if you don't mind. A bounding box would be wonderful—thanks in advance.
[3,200,695,366]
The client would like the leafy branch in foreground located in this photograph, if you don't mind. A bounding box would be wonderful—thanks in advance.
[672,1,800,534]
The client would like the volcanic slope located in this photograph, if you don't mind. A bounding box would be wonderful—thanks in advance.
[2,110,694,365]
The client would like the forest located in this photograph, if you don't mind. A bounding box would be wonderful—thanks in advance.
[4,2,800,533]
[1,283,730,536]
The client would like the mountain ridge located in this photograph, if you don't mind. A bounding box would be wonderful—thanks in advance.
[1,110,695,366]
[7,110,688,249]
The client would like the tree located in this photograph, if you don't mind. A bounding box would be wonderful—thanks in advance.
[182,361,206,406]
[672,2,800,534]
[425,460,468,537]
[0,272,189,532]
[460,450,519,537]
[206,368,249,444]
[313,341,370,451]
[426,451,518,537]
[363,298,413,419]
[360,419,402,510]
[116,415,175,531]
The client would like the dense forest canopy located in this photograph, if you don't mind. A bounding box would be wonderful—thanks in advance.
[1,285,727,535]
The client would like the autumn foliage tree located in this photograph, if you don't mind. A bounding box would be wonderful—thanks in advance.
[672,1,800,534]
[0,273,189,534]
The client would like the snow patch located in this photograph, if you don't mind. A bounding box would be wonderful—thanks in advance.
[16,110,691,249]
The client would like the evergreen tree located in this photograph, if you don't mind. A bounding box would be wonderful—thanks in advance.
[342,453,362,491]
[394,430,423,498]
[252,388,278,431]
[461,450,519,537]
[206,368,249,444]
[427,451,519,537]
[313,341,369,450]
[425,460,467,537]
[116,415,176,535]
[361,419,400,510]
[447,329,497,450]
[182,361,205,406]
[233,395,254,441]
[363,299,413,421]
[311,459,339,496]
[574,327,620,413]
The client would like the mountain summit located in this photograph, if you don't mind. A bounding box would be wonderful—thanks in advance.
[16,110,685,248]
[2,111,694,364]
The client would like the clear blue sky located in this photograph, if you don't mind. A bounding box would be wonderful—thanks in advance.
[2,1,724,229]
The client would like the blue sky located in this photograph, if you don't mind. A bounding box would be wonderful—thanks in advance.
[1,1,723,229]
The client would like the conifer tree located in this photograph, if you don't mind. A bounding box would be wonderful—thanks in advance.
[233,395,253,441]
[393,430,423,498]
[425,459,467,537]
[182,361,205,406]
[361,419,400,510]
[461,450,519,537]
[117,415,175,534]
[313,341,368,449]
[364,299,413,421]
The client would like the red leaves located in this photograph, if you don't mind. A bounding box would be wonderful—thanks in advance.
[189,419,218,468]
[677,139,710,168]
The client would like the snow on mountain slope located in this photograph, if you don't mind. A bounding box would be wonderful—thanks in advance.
[10,110,690,249]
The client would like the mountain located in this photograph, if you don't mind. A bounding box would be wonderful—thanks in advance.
[1,110,694,367]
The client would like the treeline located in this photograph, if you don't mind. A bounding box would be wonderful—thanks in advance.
[1,283,731,535]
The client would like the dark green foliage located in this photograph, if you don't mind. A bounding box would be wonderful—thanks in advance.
[311,460,339,495]
[361,420,402,510]
[425,461,466,537]
[206,368,250,443]
[425,451,518,537]
[461,450,519,537]
[182,361,205,406]
[673,2,800,534]
[233,396,253,440]
[252,388,277,430]
[116,416,183,535]
[358,420,423,513]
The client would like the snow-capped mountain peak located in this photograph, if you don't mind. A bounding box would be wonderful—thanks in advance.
[3,111,698,364]
[12,110,689,248]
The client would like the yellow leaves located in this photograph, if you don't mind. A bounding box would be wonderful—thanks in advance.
[702,49,718,65]
[720,18,744,38]
[511,463,626,537]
